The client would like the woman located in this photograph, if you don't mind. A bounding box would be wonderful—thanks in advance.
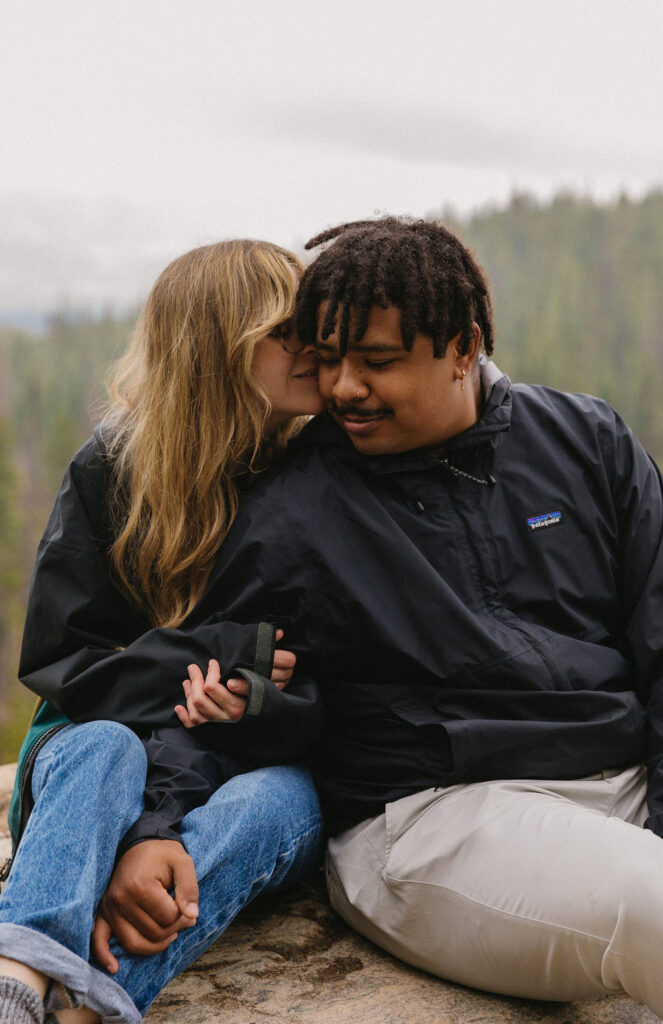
[0,240,325,1024]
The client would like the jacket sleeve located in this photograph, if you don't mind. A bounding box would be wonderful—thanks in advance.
[18,444,277,730]
[18,443,325,767]
[19,534,272,730]
[116,668,325,855]
[603,413,663,837]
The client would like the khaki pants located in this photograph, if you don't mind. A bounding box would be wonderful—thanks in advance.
[326,766,663,1017]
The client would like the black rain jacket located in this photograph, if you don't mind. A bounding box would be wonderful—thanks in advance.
[15,359,663,845]
[11,431,324,854]
[185,360,663,835]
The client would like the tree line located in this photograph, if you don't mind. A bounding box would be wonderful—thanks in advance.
[1,189,662,758]
[445,190,663,456]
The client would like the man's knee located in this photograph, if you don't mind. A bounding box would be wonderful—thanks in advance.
[183,765,321,861]
[216,766,320,823]
[612,832,663,936]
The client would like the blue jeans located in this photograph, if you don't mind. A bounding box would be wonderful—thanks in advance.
[0,722,323,1022]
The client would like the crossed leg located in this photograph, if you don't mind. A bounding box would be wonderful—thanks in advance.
[0,723,323,1023]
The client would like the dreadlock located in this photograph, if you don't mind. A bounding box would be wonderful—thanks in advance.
[296,216,495,358]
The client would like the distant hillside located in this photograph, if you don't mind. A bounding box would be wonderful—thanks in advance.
[0,313,133,756]
[437,190,663,460]
[1,189,663,757]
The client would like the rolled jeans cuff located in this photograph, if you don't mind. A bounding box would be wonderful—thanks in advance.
[0,923,141,1024]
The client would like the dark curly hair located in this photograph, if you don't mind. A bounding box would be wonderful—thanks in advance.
[296,216,494,358]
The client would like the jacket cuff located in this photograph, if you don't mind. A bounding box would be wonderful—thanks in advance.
[253,622,275,678]
[116,813,185,860]
[233,668,267,717]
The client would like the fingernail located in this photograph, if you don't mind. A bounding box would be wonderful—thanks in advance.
[227,680,237,690]
[186,902,199,917]
[168,934,178,944]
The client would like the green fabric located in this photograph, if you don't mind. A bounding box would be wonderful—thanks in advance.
[254,621,274,678]
[240,669,265,717]
[8,700,69,846]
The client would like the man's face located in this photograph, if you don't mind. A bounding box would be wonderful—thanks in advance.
[316,303,479,455]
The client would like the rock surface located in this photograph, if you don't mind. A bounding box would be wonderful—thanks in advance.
[0,763,658,1023]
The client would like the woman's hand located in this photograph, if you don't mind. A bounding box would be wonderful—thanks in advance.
[91,840,199,971]
[174,659,244,726]
[174,629,296,728]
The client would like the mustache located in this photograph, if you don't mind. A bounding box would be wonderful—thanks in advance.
[329,403,393,419]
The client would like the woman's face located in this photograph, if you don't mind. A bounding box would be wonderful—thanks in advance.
[252,319,323,433]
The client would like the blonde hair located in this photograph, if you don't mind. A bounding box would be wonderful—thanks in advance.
[104,239,306,628]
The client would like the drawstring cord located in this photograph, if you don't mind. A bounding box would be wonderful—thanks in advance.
[439,457,496,488]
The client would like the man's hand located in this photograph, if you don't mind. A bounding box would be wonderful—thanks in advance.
[270,629,297,687]
[91,840,199,973]
[174,629,296,728]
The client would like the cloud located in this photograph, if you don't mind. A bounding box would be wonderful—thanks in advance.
[243,96,663,178]
[0,193,180,314]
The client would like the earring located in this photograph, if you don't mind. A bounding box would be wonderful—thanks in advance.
[354,390,361,400]
[331,385,335,392]
[460,369,466,393]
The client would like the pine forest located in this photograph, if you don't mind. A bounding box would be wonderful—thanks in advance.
[1,190,662,759]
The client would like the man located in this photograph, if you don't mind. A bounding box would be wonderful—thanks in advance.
[116,216,663,1015]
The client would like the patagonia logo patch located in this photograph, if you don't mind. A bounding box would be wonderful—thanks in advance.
[525,510,565,532]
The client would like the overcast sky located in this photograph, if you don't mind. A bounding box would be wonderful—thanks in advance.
[2,0,662,314]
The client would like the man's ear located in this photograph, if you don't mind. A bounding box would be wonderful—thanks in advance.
[455,323,481,374]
